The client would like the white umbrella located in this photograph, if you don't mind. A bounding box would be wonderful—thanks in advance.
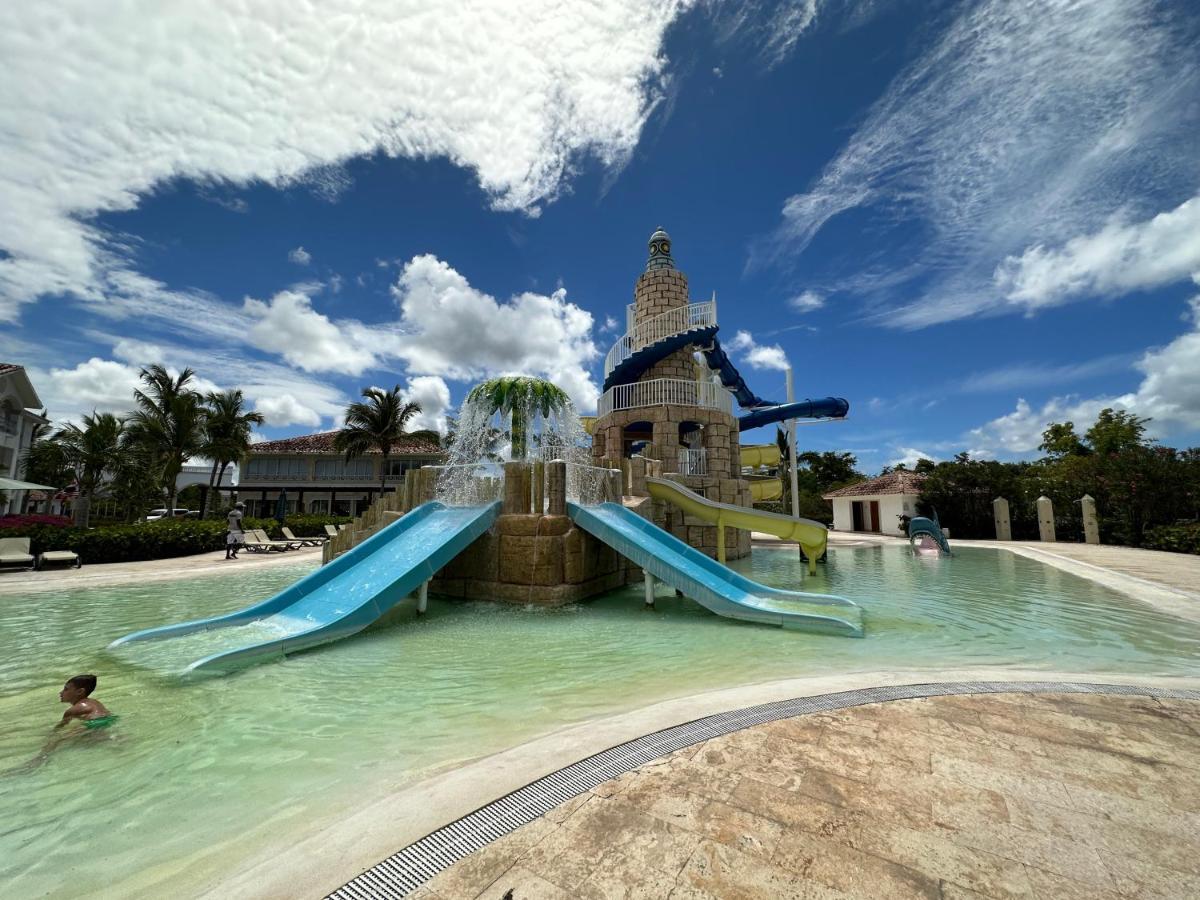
[0,477,57,491]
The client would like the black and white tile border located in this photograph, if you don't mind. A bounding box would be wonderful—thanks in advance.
[326,680,1200,899]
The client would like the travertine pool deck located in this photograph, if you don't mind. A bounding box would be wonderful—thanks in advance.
[417,691,1200,899]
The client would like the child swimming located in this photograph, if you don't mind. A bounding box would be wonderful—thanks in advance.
[57,674,116,730]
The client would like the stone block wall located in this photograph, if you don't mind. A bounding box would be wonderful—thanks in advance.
[591,406,743,481]
[633,268,696,382]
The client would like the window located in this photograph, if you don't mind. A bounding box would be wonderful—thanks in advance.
[308,499,329,515]
[244,457,307,479]
[315,458,374,479]
[331,498,353,516]
[0,401,18,436]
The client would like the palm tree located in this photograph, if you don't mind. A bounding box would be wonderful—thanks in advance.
[20,412,71,498]
[200,389,265,517]
[465,376,572,460]
[125,365,205,513]
[333,386,423,492]
[53,412,126,527]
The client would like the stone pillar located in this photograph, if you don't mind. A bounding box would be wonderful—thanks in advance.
[992,497,1012,541]
[1037,495,1056,543]
[608,468,623,503]
[1080,494,1100,545]
[418,467,438,505]
[503,462,529,514]
[547,460,566,516]
[620,458,632,494]
[629,457,648,496]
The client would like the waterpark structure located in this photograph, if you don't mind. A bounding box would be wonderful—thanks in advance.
[111,230,863,672]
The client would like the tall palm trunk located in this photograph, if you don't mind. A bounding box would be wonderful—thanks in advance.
[380,451,389,492]
[202,459,219,518]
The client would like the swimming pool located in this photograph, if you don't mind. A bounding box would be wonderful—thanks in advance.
[1,544,1197,898]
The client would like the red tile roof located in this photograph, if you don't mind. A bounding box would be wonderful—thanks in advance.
[823,470,926,499]
[0,363,22,376]
[249,430,444,456]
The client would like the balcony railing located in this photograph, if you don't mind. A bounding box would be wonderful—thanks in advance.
[603,300,717,378]
[676,448,707,476]
[597,378,733,417]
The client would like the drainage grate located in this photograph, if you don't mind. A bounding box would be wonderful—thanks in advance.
[325,680,1200,899]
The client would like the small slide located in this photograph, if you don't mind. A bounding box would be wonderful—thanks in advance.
[646,477,829,574]
[567,501,862,636]
[109,502,501,673]
[908,515,952,556]
[747,477,782,502]
[739,443,781,468]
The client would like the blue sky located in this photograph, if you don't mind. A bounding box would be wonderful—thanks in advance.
[3,1,1198,474]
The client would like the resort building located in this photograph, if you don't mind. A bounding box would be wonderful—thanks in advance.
[237,430,444,517]
[823,470,925,536]
[0,363,48,515]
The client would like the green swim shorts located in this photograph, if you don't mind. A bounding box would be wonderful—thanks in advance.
[83,715,118,730]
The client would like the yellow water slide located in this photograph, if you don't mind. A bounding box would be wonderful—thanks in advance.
[646,477,828,574]
[739,443,781,468]
[741,443,783,502]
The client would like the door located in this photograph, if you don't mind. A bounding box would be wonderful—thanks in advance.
[852,501,865,532]
[869,500,881,533]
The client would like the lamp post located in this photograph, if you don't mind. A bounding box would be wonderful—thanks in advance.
[785,366,799,520]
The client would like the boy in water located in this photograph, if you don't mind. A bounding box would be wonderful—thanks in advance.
[57,674,116,730]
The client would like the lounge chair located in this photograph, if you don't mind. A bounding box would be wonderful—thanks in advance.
[282,526,325,547]
[249,528,303,551]
[37,549,82,569]
[0,537,36,571]
[324,524,340,539]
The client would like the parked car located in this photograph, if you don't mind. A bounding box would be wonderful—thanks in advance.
[145,508,193,522]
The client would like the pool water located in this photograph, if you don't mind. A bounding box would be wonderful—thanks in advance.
[1,545,1197,898]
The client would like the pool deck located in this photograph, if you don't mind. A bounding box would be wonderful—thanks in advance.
[414,689,1200,899]
[0,544,323,594]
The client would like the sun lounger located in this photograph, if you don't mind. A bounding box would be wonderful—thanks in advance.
[324,524,340,538]
[37,549,81,569]
[282,526,325,547]
[0,537,36,570]
[249,528,303,551]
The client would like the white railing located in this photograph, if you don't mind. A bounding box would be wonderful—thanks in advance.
[597,378,734,417]
[603,300,717,378]
[676,448,707,476]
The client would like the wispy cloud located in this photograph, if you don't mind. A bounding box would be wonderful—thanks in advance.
[958,353,1135,394]
[765,0,1200,328]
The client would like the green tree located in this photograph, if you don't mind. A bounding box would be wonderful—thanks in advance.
[125,365,205,513]
[200,389,265,517]
[334,385,423,492]
[465,376,571,460]
[20,412,71,492]
[1039,421,1089,458]
[797,450,864,492]
[53,412,126,527]
[1084,408,1150,456]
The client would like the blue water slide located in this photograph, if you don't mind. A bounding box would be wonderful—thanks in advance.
[602,324,718,392]
[908,515,952,556]
[108,501,500,673]
[567,501,863,636]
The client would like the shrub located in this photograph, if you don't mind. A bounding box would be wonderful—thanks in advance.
[0,514,73,529]
[1142,523,1200,555]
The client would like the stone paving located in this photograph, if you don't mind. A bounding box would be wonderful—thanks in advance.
[417,692,1200,899]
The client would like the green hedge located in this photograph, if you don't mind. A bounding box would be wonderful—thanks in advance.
[3,514,353,564]
[1142,523,1200,555]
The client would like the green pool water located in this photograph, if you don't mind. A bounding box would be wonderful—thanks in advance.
[1,545,1197,898]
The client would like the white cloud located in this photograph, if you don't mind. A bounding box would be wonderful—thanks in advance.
[787,290,824,313]
[389,255,600,411]
[889,447,937,468]
[969,293,1200,453]
[288,246,312,266]
[602,315,620,333]
[31,358,144,423]
[254,395,323,428]
[994,196,1200,309]
[0,2,687,321]
[709,0,820,69]
[243,289,380,376]
[958,353,1134,394]
[111,338,167,367]
[725,329,789,371]
[404,375,452,434]
[768,0,1200,328]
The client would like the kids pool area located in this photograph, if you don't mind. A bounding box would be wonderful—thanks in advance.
[2,544,1199,899]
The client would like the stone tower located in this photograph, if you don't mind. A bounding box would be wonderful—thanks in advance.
[591,228,751,559]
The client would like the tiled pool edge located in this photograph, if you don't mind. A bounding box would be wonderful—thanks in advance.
[325,680,1200,900]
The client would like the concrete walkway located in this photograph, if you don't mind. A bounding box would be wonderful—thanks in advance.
[0,544,322,594]
[421,692,1200,899]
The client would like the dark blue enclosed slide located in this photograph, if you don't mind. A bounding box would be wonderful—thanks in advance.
[108,501,500,673]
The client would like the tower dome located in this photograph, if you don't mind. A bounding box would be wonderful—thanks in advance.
[646,226,674,271]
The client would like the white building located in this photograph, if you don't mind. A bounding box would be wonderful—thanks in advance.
[237,430,444,517]
[0,363,49,515]
[823,470,926,536]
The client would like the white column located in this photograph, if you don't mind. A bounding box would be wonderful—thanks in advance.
[1080,494,1100,545]
[1037,496,1056,543]
[417,580,429,614]
[992,497,1012,541]
[643,571,655,607]
[785,366,799,520]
